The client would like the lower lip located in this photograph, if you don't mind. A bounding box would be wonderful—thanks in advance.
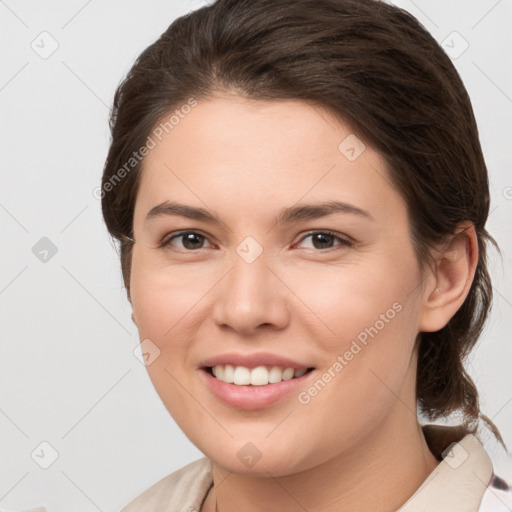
[200,368,314,410]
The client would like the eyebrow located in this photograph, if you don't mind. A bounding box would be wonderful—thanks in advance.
[144,200,374,225]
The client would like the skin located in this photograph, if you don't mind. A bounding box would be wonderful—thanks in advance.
[129,94,478,512]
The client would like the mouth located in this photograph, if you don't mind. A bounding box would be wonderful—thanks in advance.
[203,364,315,386]
[200,364,316,410]
[199,353,316,409]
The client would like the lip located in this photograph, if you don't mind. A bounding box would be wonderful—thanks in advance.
[200,351,311,370]
[199,367,315,411]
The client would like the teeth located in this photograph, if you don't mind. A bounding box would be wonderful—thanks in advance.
[250,366,268,386]
[269,366,282,384]
[210,364,309,385]
[223,364,235,383]
[233,366,251,385]
[294,368,307,378]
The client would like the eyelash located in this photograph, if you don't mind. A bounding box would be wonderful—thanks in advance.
[159,230,354,252]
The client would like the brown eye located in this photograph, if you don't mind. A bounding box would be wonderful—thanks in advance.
[297,231,353,250]
[163,231,211,251]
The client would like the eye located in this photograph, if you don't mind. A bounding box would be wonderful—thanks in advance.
[295,231,353,251]
[161,231,214,251]
[159,230,353,252]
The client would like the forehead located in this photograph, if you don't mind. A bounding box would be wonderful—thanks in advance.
[134,95,405,227]
[148,95,351,164]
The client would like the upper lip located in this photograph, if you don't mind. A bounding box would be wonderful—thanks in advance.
[200,352,313,370]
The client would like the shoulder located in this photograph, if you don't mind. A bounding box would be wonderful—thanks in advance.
[121,457,213,512]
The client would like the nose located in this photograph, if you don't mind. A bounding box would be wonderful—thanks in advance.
[211,250,290,335]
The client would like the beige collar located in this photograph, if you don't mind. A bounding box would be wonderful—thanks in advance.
[398,429,493,511]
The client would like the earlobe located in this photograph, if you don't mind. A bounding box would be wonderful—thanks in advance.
[418,222,478,333]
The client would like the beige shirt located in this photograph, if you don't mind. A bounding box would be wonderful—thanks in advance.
[121,425,511,512]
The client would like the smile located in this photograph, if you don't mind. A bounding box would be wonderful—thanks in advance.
[200,366,316,410]
[208,364,312,386]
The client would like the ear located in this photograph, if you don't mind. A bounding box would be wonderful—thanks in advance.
[418,221,479,333]
[131,311,138,326]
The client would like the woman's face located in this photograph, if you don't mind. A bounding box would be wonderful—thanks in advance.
[130,95,434,476]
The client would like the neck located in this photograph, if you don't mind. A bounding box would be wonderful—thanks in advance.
[204,411,439,512]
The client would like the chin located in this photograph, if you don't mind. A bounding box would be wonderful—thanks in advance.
[199,437,316,477]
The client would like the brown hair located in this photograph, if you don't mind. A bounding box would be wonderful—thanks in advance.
[101,0,504,447]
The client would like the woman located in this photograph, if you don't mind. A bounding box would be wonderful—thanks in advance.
[100,0,511,510]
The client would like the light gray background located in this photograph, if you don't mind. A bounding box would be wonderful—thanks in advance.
[1,1,511,511]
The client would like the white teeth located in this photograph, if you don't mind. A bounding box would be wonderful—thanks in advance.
[223,364,234,383]
[250,366,268,386]
[212,365,223,379]
[268,366,282,384]
[233,366,251,385]
[294,368,307,378]
[282,368,295,380]
[210,364,309,385]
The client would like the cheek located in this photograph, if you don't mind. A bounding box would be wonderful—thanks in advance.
[130,249,207,342]
[292,302,417,466]
[287,255,420,411]
[130,260,205,424]
[280,254,416,350]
